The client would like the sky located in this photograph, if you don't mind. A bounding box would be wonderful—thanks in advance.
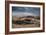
[12,6,40,17]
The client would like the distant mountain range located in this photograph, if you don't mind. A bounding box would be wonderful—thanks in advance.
[21,16,34,18]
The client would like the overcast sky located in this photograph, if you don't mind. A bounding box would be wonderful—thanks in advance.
[12,6,40,17]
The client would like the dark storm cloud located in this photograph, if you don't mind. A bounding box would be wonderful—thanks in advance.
[12,7,40,12]
[12,7,26,12]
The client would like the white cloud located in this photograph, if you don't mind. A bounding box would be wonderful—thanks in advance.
[12,12,36,17]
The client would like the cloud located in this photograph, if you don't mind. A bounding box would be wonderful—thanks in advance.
[12,12,37,17]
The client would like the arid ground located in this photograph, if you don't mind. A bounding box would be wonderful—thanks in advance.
[12,16,40,28]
